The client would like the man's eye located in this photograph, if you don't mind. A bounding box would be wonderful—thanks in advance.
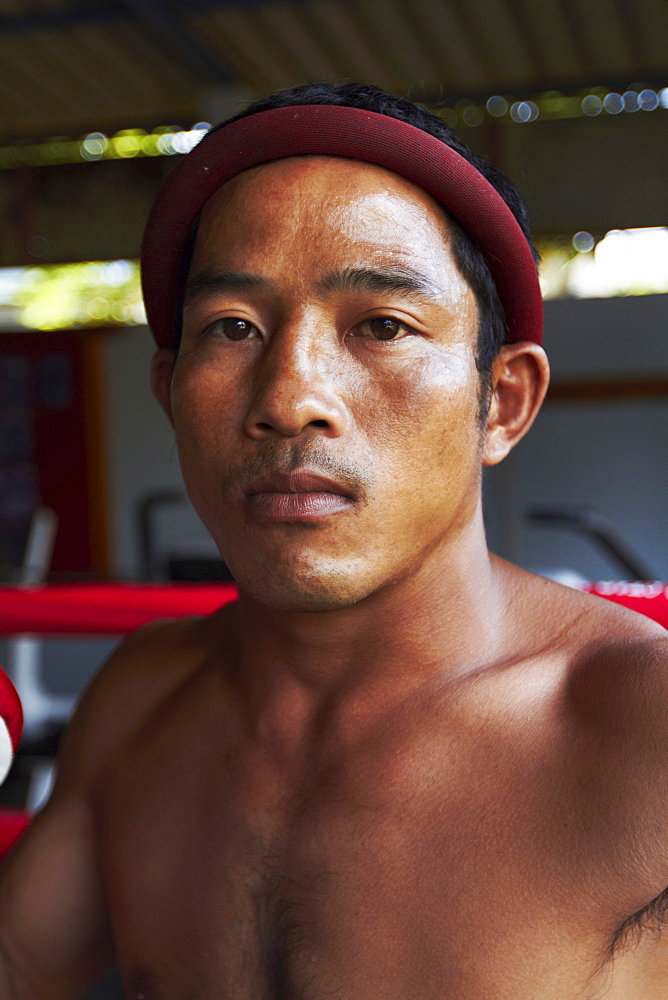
[203,318,259,341]
[361,317,410,341]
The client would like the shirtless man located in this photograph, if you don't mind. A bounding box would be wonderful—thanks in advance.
[1,82,667,1000]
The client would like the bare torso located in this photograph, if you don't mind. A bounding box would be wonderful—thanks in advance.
[88,578,668,1000]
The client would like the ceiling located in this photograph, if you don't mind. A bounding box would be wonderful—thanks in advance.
[1,0,667,141]
[0,0,666,270]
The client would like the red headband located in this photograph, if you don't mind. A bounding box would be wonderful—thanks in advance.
[141,104,543,348]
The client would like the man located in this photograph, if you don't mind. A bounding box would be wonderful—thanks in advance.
[1,82,667,999]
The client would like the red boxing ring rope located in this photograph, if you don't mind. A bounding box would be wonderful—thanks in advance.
[0,583,238,635]
[578,580,668,629]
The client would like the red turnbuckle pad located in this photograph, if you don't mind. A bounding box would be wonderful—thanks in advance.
[0,667,23,786]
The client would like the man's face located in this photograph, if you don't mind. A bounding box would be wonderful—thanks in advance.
[160,156,484,610]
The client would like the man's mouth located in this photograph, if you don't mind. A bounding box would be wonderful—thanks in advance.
[243,469,356,522]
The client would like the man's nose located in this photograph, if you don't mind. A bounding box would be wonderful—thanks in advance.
[243,325,351,440]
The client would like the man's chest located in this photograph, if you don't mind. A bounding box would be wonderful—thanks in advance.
[97,718,623,999]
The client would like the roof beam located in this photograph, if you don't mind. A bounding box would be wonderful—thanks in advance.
[0,0,233,85]
[0,0,294,35]
[116,0,230,83]
[0,2,125,33]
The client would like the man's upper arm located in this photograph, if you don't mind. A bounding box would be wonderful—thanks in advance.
[0,787,114,999]
[0,636,130,1000]
[0,617,198,999]
[579,628,668,873]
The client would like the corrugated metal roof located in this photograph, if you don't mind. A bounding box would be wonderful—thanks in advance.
[1,0,667,139]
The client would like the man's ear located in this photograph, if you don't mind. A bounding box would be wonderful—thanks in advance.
[151,349,177,424]
[482,342,550,466]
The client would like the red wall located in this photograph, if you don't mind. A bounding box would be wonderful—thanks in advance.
[0,333,93,575]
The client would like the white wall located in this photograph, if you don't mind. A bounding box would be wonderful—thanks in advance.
[484,294,668,580]
[102,326,218,579]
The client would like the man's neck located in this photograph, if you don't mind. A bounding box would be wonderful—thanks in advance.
[212,514,510,749]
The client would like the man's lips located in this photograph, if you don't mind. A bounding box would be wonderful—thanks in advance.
[243,469,356,522]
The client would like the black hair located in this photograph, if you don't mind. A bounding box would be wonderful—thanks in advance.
[215,82,539,424]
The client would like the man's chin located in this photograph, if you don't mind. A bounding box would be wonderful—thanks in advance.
[230,562,370,613]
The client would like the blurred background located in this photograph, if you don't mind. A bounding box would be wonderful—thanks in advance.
[0,0,667,773]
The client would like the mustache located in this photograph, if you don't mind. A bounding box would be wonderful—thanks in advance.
[224,442,374,503]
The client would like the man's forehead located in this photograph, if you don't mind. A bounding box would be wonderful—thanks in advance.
[202,155,447,222]
[193,154,453,249]
[188,159,470,312]
[202,153,445,202]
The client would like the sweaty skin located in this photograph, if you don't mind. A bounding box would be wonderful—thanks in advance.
[1,157,668,1000]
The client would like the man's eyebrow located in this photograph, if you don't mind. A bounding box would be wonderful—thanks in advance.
[183,266,443,305]
[183,270,274,303]
[316,267,442,300]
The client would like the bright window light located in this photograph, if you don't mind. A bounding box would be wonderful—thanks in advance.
[0,260,144,331]
[539,228,668,299]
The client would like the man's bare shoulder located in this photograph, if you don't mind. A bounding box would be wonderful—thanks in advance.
[547,579,668,728]
[499,566,668,919]
[499,559,666,655]
[58,608,235,791]
[499,559,668,746]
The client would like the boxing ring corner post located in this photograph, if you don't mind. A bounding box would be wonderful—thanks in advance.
[0,810,31,859]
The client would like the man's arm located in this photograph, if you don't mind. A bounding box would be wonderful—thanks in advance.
[569,627,668,905]
[0,616,202,999]
[0,715,115,999]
